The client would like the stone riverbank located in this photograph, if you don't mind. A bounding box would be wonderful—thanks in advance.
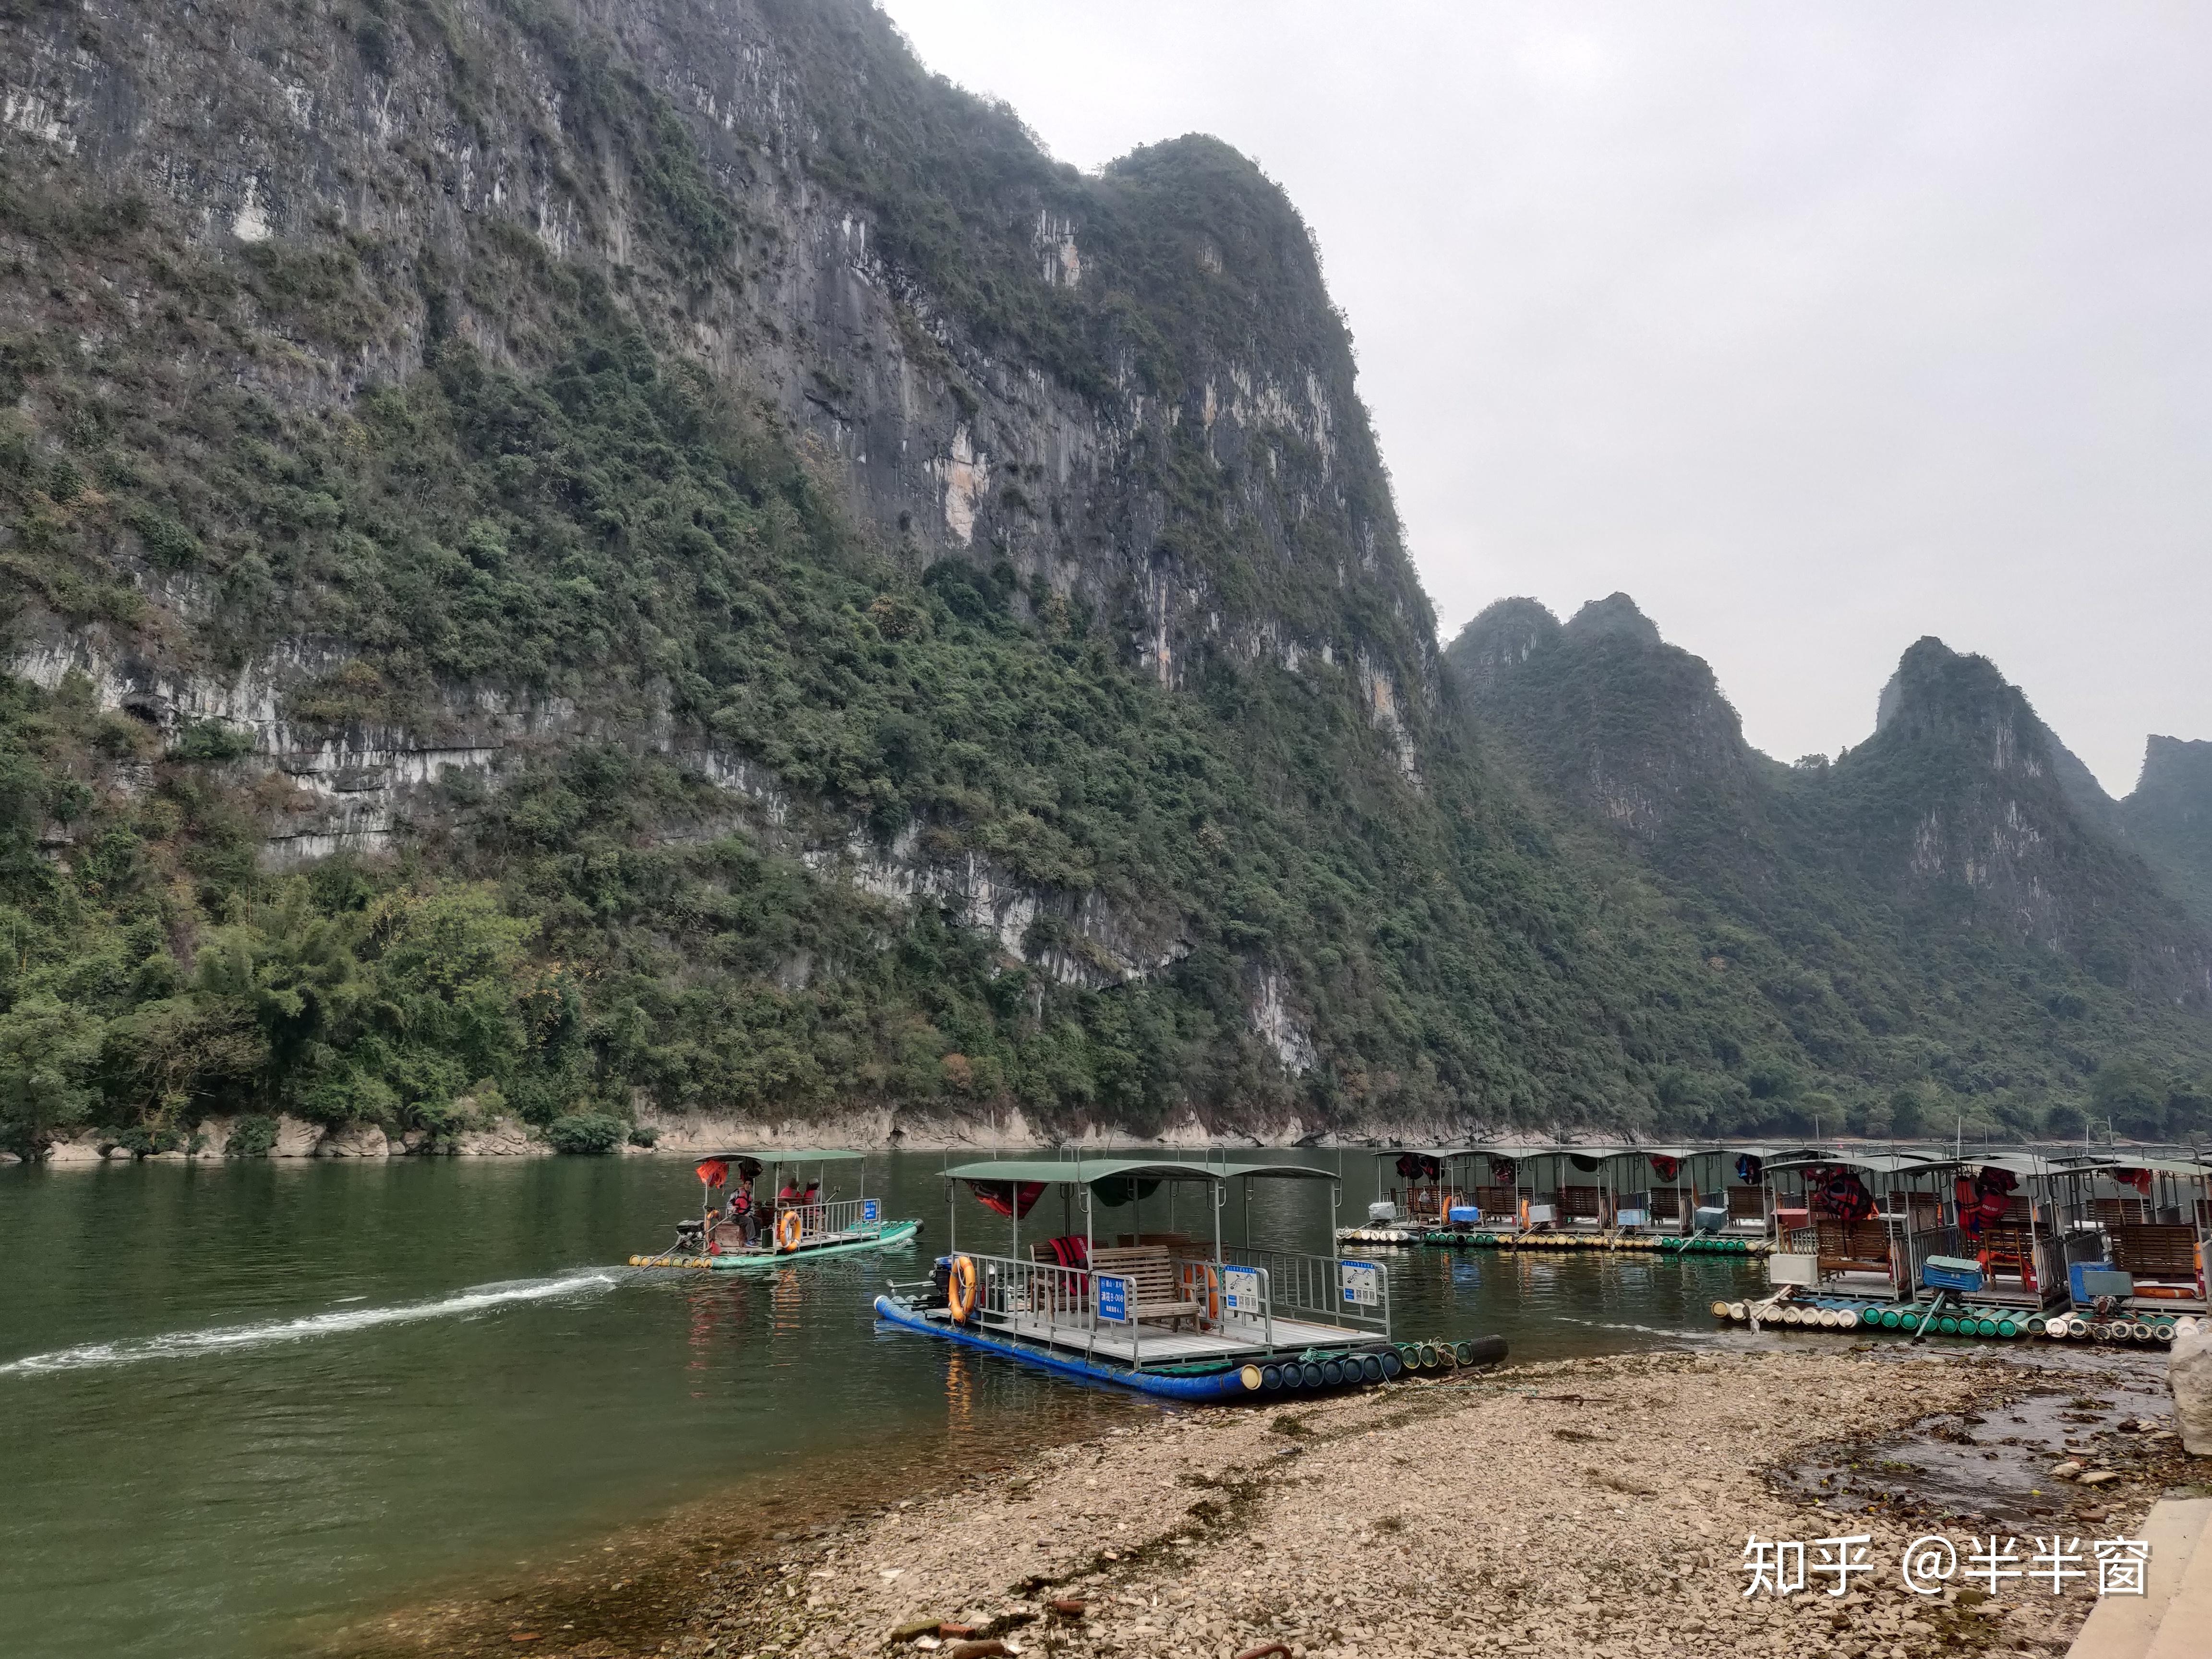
[362,1346,2205,1659]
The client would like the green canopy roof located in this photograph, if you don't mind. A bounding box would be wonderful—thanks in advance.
[692,1148,866,1164]
[942,1157,1336,1185]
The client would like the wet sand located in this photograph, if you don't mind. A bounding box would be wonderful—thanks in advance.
[330,1345,2206,1659]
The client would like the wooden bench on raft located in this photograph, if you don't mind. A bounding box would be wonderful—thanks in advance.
[1815,1219,1892,1279]
[2109,1224,2203,1293]
[1088,1245,1202,1330]
[1474,1186,1518,1219]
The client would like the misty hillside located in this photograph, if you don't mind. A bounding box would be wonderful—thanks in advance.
[1,0,2206,1157]
[1446,595,2212,1141]
[2125,737,2212,938]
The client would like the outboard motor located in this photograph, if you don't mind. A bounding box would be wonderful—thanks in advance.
[1368,1200,1398,1225]
[1692,1204,1730,1236]
[673,1218,706,1252]
[927,1255,954,1310]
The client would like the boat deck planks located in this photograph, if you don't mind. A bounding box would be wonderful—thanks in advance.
[989,1311,1369,1363]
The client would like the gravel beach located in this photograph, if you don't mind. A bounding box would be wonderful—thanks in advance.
[670,1346,2196,1659]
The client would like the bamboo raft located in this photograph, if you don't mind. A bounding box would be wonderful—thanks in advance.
[1711,1296,2206,1347]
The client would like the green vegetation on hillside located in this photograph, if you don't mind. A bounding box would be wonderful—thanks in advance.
[0,176,1811,1154]
[5,0,2205,1158]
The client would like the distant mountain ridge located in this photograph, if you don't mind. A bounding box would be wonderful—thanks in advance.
[1447,596,2212,1139]
[2124,736,2212,936]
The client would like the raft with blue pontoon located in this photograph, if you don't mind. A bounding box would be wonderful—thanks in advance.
[872,1156,1505,1401]
[629,1150,921,1271]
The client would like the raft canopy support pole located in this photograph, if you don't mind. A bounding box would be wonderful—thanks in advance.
[1082,1161,1096,1367]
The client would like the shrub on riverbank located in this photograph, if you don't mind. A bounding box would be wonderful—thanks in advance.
[547,1112,625,1155]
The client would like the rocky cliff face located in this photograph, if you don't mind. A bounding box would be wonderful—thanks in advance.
[2,0,1431,866]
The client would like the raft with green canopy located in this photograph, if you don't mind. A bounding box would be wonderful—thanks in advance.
[874,1154,1505,1402]
[629,1147,920,1270]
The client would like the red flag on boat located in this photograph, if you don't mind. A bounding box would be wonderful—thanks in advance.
[695,1159,729,1189]
[1650,1155,1681,1182]
[965,1179,1046,1219]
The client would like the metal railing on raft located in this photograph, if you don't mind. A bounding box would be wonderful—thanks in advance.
[951,1250,1152,1367]
[1223,1244,1391,1336]
[947,1250,1296,1367]
[781,1197,883,1240]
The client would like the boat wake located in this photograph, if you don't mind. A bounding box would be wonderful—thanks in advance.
[1554,1315,1719,1340]
[0,1270,624,1376]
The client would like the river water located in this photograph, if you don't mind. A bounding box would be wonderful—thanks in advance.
[0,1153,1766,1658]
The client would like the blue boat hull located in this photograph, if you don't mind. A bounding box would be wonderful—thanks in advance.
[872,1295,1269,1401]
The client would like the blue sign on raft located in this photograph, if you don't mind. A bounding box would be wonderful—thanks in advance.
[861,1199,879,1222]
[1097,1274,1130,1322]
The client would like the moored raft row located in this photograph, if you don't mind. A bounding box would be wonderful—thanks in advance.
[1710,1297,2206,1346]
[1374,1229,1768,1256]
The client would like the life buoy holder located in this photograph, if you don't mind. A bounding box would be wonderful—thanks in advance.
[947,1254,980,1323]
[776,1209,804,1252]
[1191,1263,1223,1329]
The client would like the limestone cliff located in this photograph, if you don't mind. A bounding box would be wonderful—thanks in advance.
[2,0,1431,866]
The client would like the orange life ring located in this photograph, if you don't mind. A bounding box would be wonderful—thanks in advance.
[1191,1263,1222,1328]
[947,1254,980,1323]
[776,1209,804,1252]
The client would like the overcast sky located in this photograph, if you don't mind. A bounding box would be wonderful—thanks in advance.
[878,1,2209,794]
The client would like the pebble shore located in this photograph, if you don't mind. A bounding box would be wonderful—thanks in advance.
[672,1348,2188,1659]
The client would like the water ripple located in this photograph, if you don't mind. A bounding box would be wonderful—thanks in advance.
[0,1271,623,1376]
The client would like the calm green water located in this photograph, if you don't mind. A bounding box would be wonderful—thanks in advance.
[0,1153,1764,1659]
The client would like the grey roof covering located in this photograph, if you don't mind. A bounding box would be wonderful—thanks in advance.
[942,1157,1337,1185]
[2058,1155,2212,1179]
[1762,1152,1954,1178]
[1960,1154,2067,1178]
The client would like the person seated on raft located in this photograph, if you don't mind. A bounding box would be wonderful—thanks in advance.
[730,1180,759,1246]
